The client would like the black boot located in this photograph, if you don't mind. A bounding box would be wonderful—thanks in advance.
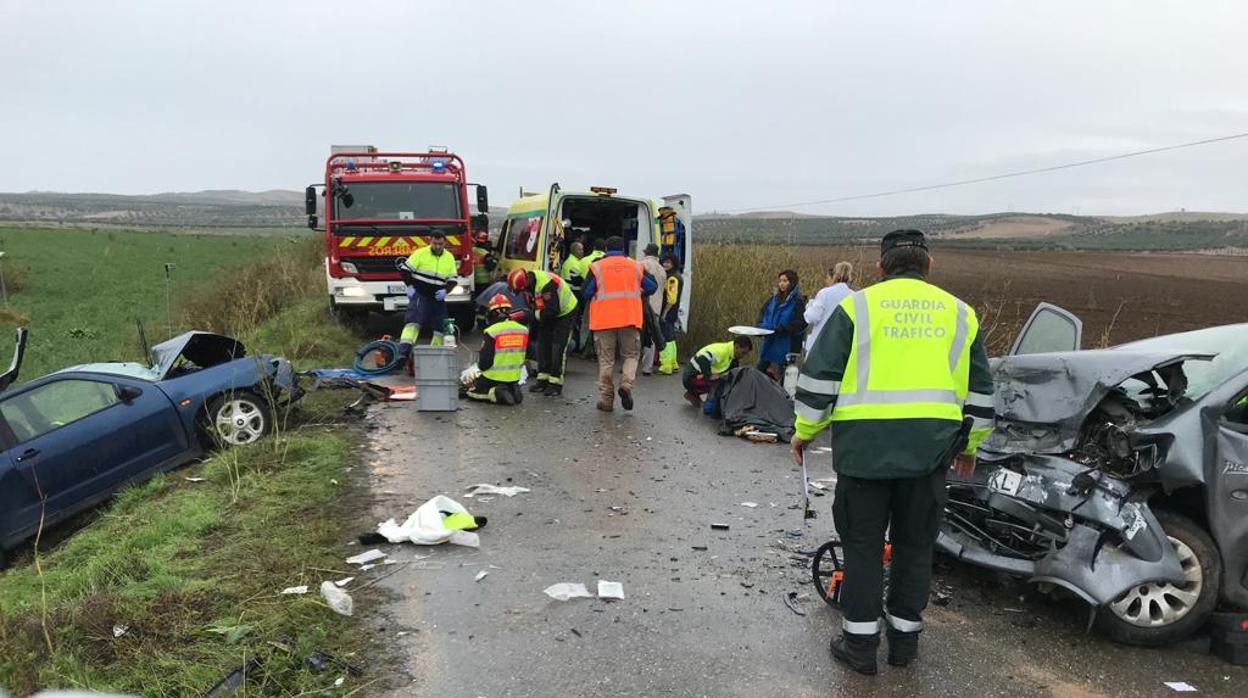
[497,386,517,406]
[544,383,563,397]
[886,630,919,667]
[511,385,524,405]
[529,379,549,394]
[830,633,879,676]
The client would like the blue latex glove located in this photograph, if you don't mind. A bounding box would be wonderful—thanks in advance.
[434,289,448,301]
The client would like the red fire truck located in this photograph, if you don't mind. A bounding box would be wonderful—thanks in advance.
[306,146,488,327]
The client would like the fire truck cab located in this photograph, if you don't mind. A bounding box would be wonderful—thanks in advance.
[497,185,692,332]
[307,146,488,328]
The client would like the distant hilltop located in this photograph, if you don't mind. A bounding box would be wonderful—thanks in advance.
[1,190,1246,251]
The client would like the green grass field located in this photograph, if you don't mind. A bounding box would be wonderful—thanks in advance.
[0,225,307,378]
[0,225,369,695]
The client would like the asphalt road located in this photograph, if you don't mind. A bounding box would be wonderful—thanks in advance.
[350,351,1246,697]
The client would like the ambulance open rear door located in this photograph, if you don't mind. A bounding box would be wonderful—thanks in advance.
[661,193,692,332]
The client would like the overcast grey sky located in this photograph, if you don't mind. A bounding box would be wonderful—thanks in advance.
[2,0,1245,215]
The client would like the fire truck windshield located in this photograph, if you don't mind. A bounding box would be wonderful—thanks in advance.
[334,181,461,221]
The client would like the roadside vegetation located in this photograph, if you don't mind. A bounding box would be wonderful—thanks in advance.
[0,225,303,377]
[0,226,368,695]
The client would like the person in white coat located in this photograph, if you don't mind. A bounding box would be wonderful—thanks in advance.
[803,262,855,355]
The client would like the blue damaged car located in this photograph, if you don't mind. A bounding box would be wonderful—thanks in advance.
[0,328,301,568]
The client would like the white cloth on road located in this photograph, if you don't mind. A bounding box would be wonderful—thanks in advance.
[377,495,481,548]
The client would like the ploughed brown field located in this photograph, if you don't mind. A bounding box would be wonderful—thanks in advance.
[688,244,1248,356]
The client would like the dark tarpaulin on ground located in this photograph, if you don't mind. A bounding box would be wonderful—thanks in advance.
[713,366,795,440]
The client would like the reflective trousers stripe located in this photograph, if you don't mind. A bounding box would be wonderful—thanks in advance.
[797,375,840,395]
[795,400,831,422]
[412,271,450,286]
[970,414,993,431]
[886,613,923,633]
[843,618,881,635]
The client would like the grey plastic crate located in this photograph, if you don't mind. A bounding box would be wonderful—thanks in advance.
[412,345,460,382]
[416,378,460,412]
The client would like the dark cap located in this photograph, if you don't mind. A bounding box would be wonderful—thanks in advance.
[881,229,928,256]
[643,243,659,256]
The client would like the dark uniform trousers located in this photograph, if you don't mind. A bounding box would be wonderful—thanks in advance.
[832,467,947,637]
[536,313,576,384]
[465,376,523,405]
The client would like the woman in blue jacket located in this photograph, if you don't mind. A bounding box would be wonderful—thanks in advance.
[756,269,806,380]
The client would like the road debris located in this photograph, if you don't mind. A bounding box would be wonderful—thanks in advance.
[335,577,354,587]
[1164,682,1198,692]
[345,549,387,566]
[464,483,531,498]
[783,591,806,616]
[184,477,206,483]
[280,585,309,595]
[710,523,731,531]
[321,581,354,616]
[377,495,484,548]
[204,659,261,698]
[112,624,129,638]
[544,583,593,601]
[598,580,625,600]
[740,502,759,508]
[475,570,489,582]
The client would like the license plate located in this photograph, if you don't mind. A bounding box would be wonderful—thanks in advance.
[387,284,406,294]
[384,296,408,311]
[988,469,1023,496]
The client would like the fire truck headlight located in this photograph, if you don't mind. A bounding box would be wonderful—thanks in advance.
[340,261,359,274]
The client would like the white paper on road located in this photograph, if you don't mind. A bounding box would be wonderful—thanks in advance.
[544,583,593,601]
[1164,682,1197,692]
[740,502,759,508]
[597,580,625,600]
[280,586,309,595]
[321,581,354,616]
[377,495,481,547]
[345,549,387,566]
[464,483,531,498]
[475,570,489,582]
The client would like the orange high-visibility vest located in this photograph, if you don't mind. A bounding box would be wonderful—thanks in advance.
[588,256,644,330]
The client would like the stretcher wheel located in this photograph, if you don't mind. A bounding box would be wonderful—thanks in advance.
[811,540,845,609]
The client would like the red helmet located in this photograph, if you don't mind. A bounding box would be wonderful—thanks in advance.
[507,268,529,292]
[487,293,512,312]
[475,231,490,244]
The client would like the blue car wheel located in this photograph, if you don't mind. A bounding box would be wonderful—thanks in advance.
[203,391,271,447]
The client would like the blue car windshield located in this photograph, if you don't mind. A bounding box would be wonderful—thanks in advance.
[1115,324,1248,400]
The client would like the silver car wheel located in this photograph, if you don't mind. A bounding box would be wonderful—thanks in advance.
[1107,536,1203,628]
[213,398,266,446]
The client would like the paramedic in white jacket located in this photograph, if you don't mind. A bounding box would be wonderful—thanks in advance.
[802,262,855,355]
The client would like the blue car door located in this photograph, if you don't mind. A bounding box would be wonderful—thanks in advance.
[0,375,187,540]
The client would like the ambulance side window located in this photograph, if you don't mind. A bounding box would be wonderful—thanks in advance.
[504,215,542,262]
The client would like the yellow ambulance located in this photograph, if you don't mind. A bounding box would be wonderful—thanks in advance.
[496,184,692,330]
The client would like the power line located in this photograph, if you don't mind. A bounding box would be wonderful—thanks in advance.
[723,130,1248,214]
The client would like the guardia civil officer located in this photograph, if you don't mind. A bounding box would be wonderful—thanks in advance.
[790,229,995,675]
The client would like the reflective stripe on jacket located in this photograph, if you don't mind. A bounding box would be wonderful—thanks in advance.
[587,256,644,330]
[691,341,736,376]
[482,320,528,383]
[404,247,458,290]
[826,278,977,423]
[533,271,578,318]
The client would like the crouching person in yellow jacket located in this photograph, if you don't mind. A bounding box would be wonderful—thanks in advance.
[465,294,530,406]
[682,337,752,408]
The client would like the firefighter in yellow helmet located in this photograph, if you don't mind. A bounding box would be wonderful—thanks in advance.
[464,294,530,406]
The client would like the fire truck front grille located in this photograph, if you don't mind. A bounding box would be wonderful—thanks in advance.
[345,256,402,275]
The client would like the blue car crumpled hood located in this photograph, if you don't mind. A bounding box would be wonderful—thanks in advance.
[151,332,246,380]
